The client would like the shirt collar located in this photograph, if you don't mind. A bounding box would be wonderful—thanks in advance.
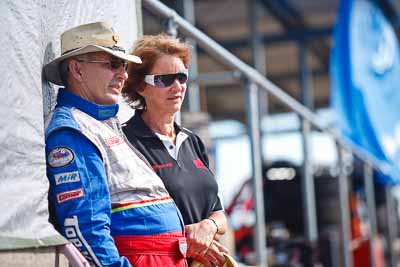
[155,131,189,160]
[56,88,119,120]
[126,110,185,138]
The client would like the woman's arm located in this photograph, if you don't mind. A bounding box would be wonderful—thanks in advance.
[208,210,228,240]
[185,219,227,267]
[185,210,228,265]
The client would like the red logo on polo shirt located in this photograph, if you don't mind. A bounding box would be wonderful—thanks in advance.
[193,159,207,170]
[152,162,173,170]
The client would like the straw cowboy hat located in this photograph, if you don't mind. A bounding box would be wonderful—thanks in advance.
[44,21,141,85]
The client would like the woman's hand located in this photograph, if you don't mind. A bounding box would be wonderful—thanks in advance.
[205,240,229,266]
[185,219,217,258]
[189,240,228,267]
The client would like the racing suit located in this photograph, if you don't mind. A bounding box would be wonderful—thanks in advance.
[45,88,187,267]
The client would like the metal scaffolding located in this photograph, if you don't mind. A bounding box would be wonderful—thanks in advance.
[142,1,395,266]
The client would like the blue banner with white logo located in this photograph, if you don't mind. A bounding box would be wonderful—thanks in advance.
[331,0,400,184]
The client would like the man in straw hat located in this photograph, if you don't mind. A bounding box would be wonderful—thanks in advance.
[44,22,188,267]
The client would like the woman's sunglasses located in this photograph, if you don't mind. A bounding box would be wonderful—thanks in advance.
[144,70,188,88]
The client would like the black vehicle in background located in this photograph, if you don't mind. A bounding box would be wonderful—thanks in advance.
[226,161,340,267]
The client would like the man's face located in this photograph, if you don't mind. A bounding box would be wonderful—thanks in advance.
[75,52,128,105]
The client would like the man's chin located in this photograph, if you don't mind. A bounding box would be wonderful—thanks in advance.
[102,94,120,105]
[109,86,122,94]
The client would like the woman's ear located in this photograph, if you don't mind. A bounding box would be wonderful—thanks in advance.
[136,83,146,96]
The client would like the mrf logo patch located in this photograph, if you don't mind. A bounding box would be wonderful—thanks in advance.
[48,146,74,168]
[54,171,80,185]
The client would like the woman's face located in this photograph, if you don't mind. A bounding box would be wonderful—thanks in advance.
[140,55,187,115]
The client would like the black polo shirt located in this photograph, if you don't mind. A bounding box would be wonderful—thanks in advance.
[123,113,223,225]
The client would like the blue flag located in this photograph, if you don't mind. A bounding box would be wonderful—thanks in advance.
[331,0,400,184]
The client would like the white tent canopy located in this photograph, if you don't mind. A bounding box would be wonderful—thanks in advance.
[0,0,139,249]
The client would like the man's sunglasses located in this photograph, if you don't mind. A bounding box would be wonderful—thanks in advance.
[77,60,128,71]
[144,70,188,88]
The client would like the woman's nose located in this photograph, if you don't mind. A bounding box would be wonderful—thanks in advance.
[170,79,185,91]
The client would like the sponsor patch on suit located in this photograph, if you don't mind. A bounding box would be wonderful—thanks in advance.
[48,146,74,168]
[105,136,124,147]
[54,171,80,185]
[57,188,84,203]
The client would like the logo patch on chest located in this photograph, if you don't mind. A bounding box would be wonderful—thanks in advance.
[105,136,124,147]
[152,162,173,170]
[193,159,207,170]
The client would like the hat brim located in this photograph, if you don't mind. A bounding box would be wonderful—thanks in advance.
[43,45,142,86]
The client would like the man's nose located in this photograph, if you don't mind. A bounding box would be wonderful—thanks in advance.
[115,66,128,80]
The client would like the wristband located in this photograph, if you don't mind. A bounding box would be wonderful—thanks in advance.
[208,218,219,234]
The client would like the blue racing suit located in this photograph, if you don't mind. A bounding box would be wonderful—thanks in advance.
[45,89,185,266]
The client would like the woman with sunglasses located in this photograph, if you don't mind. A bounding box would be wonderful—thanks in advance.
[122,34,228,267]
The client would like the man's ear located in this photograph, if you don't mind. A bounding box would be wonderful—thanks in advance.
[69,60,83,81]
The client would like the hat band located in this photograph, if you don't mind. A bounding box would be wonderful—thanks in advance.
[62,45,126,56]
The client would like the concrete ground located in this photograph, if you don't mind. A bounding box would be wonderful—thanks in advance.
[0,247,68,267]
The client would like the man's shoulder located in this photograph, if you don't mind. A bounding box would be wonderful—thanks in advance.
[45,106,80,139]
